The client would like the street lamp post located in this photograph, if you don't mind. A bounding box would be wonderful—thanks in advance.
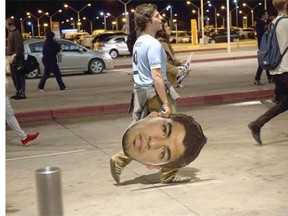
[11,16,30,33]
[234,0,239,27]
[46,9,62,30]
[173,19,178,43]
[27,21,34,36]
[166,5,174,30]
[82,17,99,34]
[26,10,48,37]
[186,1,201,31]
[100,12,107,30]
[223,5,239,27]
[208,3,217,28]
[64,3,91,32]
[217,13,226,28]
[118,0,132,34]
[107,13,123,31]
[242,3,262,27]
[239,10,248,28]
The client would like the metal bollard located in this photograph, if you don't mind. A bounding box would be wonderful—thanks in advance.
[35,167,63,216]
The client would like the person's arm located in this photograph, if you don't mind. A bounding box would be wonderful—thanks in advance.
[151,68,170,116]
[13,30,24,56]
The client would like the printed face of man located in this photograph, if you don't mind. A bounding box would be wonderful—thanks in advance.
[122,116,186,166]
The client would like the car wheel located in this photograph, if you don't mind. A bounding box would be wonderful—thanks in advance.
[88,58,104,74]
[25,67,40,79]
[109,49,118,59]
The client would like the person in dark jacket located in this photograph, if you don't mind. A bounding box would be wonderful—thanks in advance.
[6,18,26,100]
[38,31,66,91]
[253,9,272,85]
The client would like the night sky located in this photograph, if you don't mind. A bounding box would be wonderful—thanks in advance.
[6,0,275,33]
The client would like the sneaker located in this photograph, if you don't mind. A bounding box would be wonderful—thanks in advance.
[14,94,26,100]
[38,88,44,92]
[254,80,264,85]
[161,175,191,184]
[21,132,40,146]
[110,157,123,183]
[177,84,184,88]
[60,87,68,91]
[248,122,262,145]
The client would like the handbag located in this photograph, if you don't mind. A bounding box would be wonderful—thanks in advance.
[13,55,39,74]
[24,55,39,73]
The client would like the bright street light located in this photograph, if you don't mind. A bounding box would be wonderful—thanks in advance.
[242,2,262,27]
[100,12,107,30]
[45,9,62,30]
[27,21,34,36]
[208,3,218,28]
[117,0,132,34]
[26,11,48,37]
[64,3,91,32]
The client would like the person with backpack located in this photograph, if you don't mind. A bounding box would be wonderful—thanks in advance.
[248,0,288,145]
[253,9,273,85]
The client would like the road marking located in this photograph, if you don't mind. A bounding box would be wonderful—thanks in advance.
[6,149,88,162]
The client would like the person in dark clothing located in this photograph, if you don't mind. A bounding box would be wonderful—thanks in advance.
[38,31,66,91]
[6,18,26,100]
[254,9,273,85]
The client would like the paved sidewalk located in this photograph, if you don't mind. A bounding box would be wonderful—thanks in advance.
[6,103,288,216]
[7,42,274,122]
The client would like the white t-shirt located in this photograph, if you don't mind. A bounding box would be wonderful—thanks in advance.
[132,33,167,87]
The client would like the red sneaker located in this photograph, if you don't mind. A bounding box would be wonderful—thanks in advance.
[21,132,40,146]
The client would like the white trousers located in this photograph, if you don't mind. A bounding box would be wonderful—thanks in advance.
[6,95,26,140]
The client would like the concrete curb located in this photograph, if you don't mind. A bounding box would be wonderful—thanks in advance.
[114,54,257,69]
[15,89,274,123]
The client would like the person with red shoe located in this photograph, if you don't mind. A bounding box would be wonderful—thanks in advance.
[6,56,40,146]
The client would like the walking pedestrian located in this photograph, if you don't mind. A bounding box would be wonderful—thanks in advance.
[248,0,288,145]
[6,56,40,146]
[6,18,26,100]
[253,9,273,85]
[155,19,187,89]
[38,31,67,91]
[110,3,196,184]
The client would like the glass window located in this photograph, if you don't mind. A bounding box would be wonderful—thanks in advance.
[115,37,125,43]
[58,41,82,52]
[29,42,44,53]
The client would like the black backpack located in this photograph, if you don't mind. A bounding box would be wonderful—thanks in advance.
[126,28,139,55]
[257,16,288,70]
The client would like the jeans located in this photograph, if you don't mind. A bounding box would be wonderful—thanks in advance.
[253,73,288,128]
[38,62,66,90]
[255,66,271,81]
[10,63,26,95]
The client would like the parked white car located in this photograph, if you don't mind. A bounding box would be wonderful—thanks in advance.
[78,34,94,48]
[98,35,130,59]
[23,38,113,79]
[238,28,256,39]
